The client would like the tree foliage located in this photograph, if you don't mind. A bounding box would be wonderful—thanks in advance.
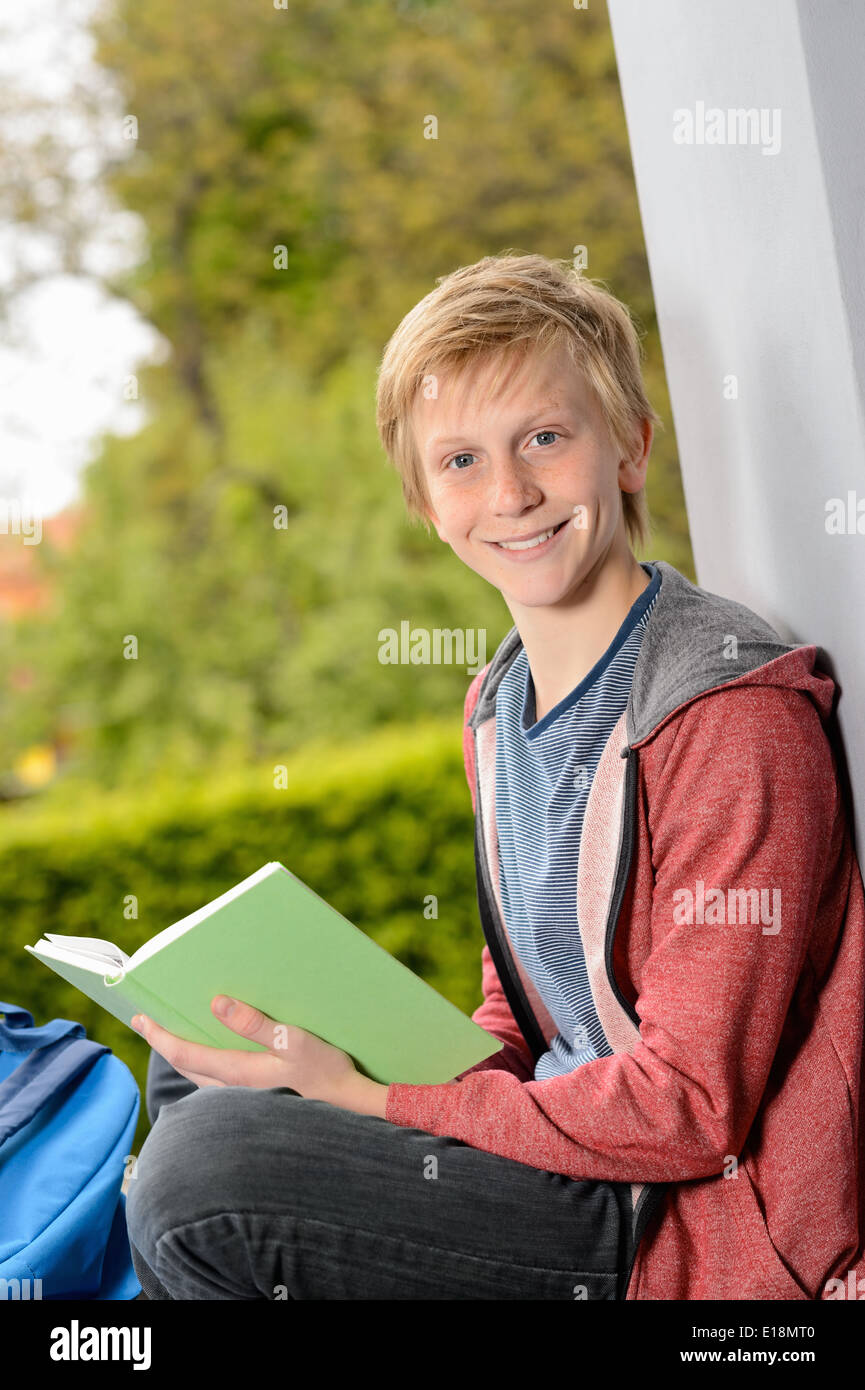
[0,0,692,793]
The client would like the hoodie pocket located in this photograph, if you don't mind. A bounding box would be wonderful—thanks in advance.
[728,1160,809,1300]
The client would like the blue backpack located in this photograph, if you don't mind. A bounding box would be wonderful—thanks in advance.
[0,1001,141,1300]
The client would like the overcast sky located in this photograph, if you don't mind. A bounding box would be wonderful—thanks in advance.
[0,0,161,520]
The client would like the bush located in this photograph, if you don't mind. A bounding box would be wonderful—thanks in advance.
[0,717,483,1158]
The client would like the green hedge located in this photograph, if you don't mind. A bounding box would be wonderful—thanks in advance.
[0,717,483,1159]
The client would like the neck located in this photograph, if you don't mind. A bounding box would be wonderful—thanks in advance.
[507,545,651,724]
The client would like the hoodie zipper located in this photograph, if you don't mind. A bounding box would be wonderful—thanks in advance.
[473,752,549,1065]
[605,745,642,1029]
[615,745,668,1297]
[472,731,640,1063]
[472,724,666,1295]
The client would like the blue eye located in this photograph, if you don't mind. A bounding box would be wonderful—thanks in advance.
[444,432,559,470]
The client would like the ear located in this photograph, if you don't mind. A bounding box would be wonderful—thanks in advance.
[618,418,653,494]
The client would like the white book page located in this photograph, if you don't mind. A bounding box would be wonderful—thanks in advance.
[41,933,127,968]
[126,861,286,969]
[27,940,125,977]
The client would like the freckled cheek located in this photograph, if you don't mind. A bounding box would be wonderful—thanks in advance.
[430,493,477,540]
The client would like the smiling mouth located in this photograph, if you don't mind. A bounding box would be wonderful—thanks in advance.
[490,519,569,551]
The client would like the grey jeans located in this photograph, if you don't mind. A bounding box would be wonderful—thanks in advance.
[125,1049,635,1300]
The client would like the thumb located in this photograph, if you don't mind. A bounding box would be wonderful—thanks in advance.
[211,996,275,1044]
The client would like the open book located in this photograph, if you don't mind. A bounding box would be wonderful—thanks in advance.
[24,861,502,1085]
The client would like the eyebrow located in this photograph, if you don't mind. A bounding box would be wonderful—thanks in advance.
[426,405,572,454]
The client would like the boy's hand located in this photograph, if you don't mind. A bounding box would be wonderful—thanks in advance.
[130,996,389,1117]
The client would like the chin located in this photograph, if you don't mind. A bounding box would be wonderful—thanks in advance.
[503,585,575,610]
[497,570,580,607]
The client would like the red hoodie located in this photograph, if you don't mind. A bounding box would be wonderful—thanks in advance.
[384,560,865,1300]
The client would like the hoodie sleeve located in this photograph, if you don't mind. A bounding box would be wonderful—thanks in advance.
[385,686,839,1183]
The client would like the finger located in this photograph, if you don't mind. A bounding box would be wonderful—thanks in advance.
[175,1043,280,1086]
[211,996,283,1048]
[174,1067,226,1089]
[134,1015,236,1082]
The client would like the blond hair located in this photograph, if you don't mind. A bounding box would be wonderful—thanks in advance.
[375,251,661,553]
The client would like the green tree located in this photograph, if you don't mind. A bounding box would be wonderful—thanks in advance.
[0,0,692,794]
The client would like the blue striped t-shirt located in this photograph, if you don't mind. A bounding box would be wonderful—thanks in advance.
[495,562,661,1080]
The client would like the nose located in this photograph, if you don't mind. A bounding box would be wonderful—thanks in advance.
[488,453,543,514]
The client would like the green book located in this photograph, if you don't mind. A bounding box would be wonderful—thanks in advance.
[24,861,502,1085]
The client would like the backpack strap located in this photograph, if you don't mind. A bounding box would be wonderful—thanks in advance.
[0,1002,35,1031]
[1,1001,86,1054]
[0,1034,109,1147]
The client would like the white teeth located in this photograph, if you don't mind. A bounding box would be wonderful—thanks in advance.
[497,525,558,551]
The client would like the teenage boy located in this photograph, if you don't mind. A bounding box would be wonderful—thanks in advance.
[127,253,865,1302]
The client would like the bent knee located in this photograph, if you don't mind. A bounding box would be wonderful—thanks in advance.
[126,1085,321,1249]
[127,1087,246,1245]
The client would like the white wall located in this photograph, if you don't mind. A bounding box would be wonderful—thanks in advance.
[608,0,865,859]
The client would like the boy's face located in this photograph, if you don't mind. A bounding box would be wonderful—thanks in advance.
[412,343,651,615]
